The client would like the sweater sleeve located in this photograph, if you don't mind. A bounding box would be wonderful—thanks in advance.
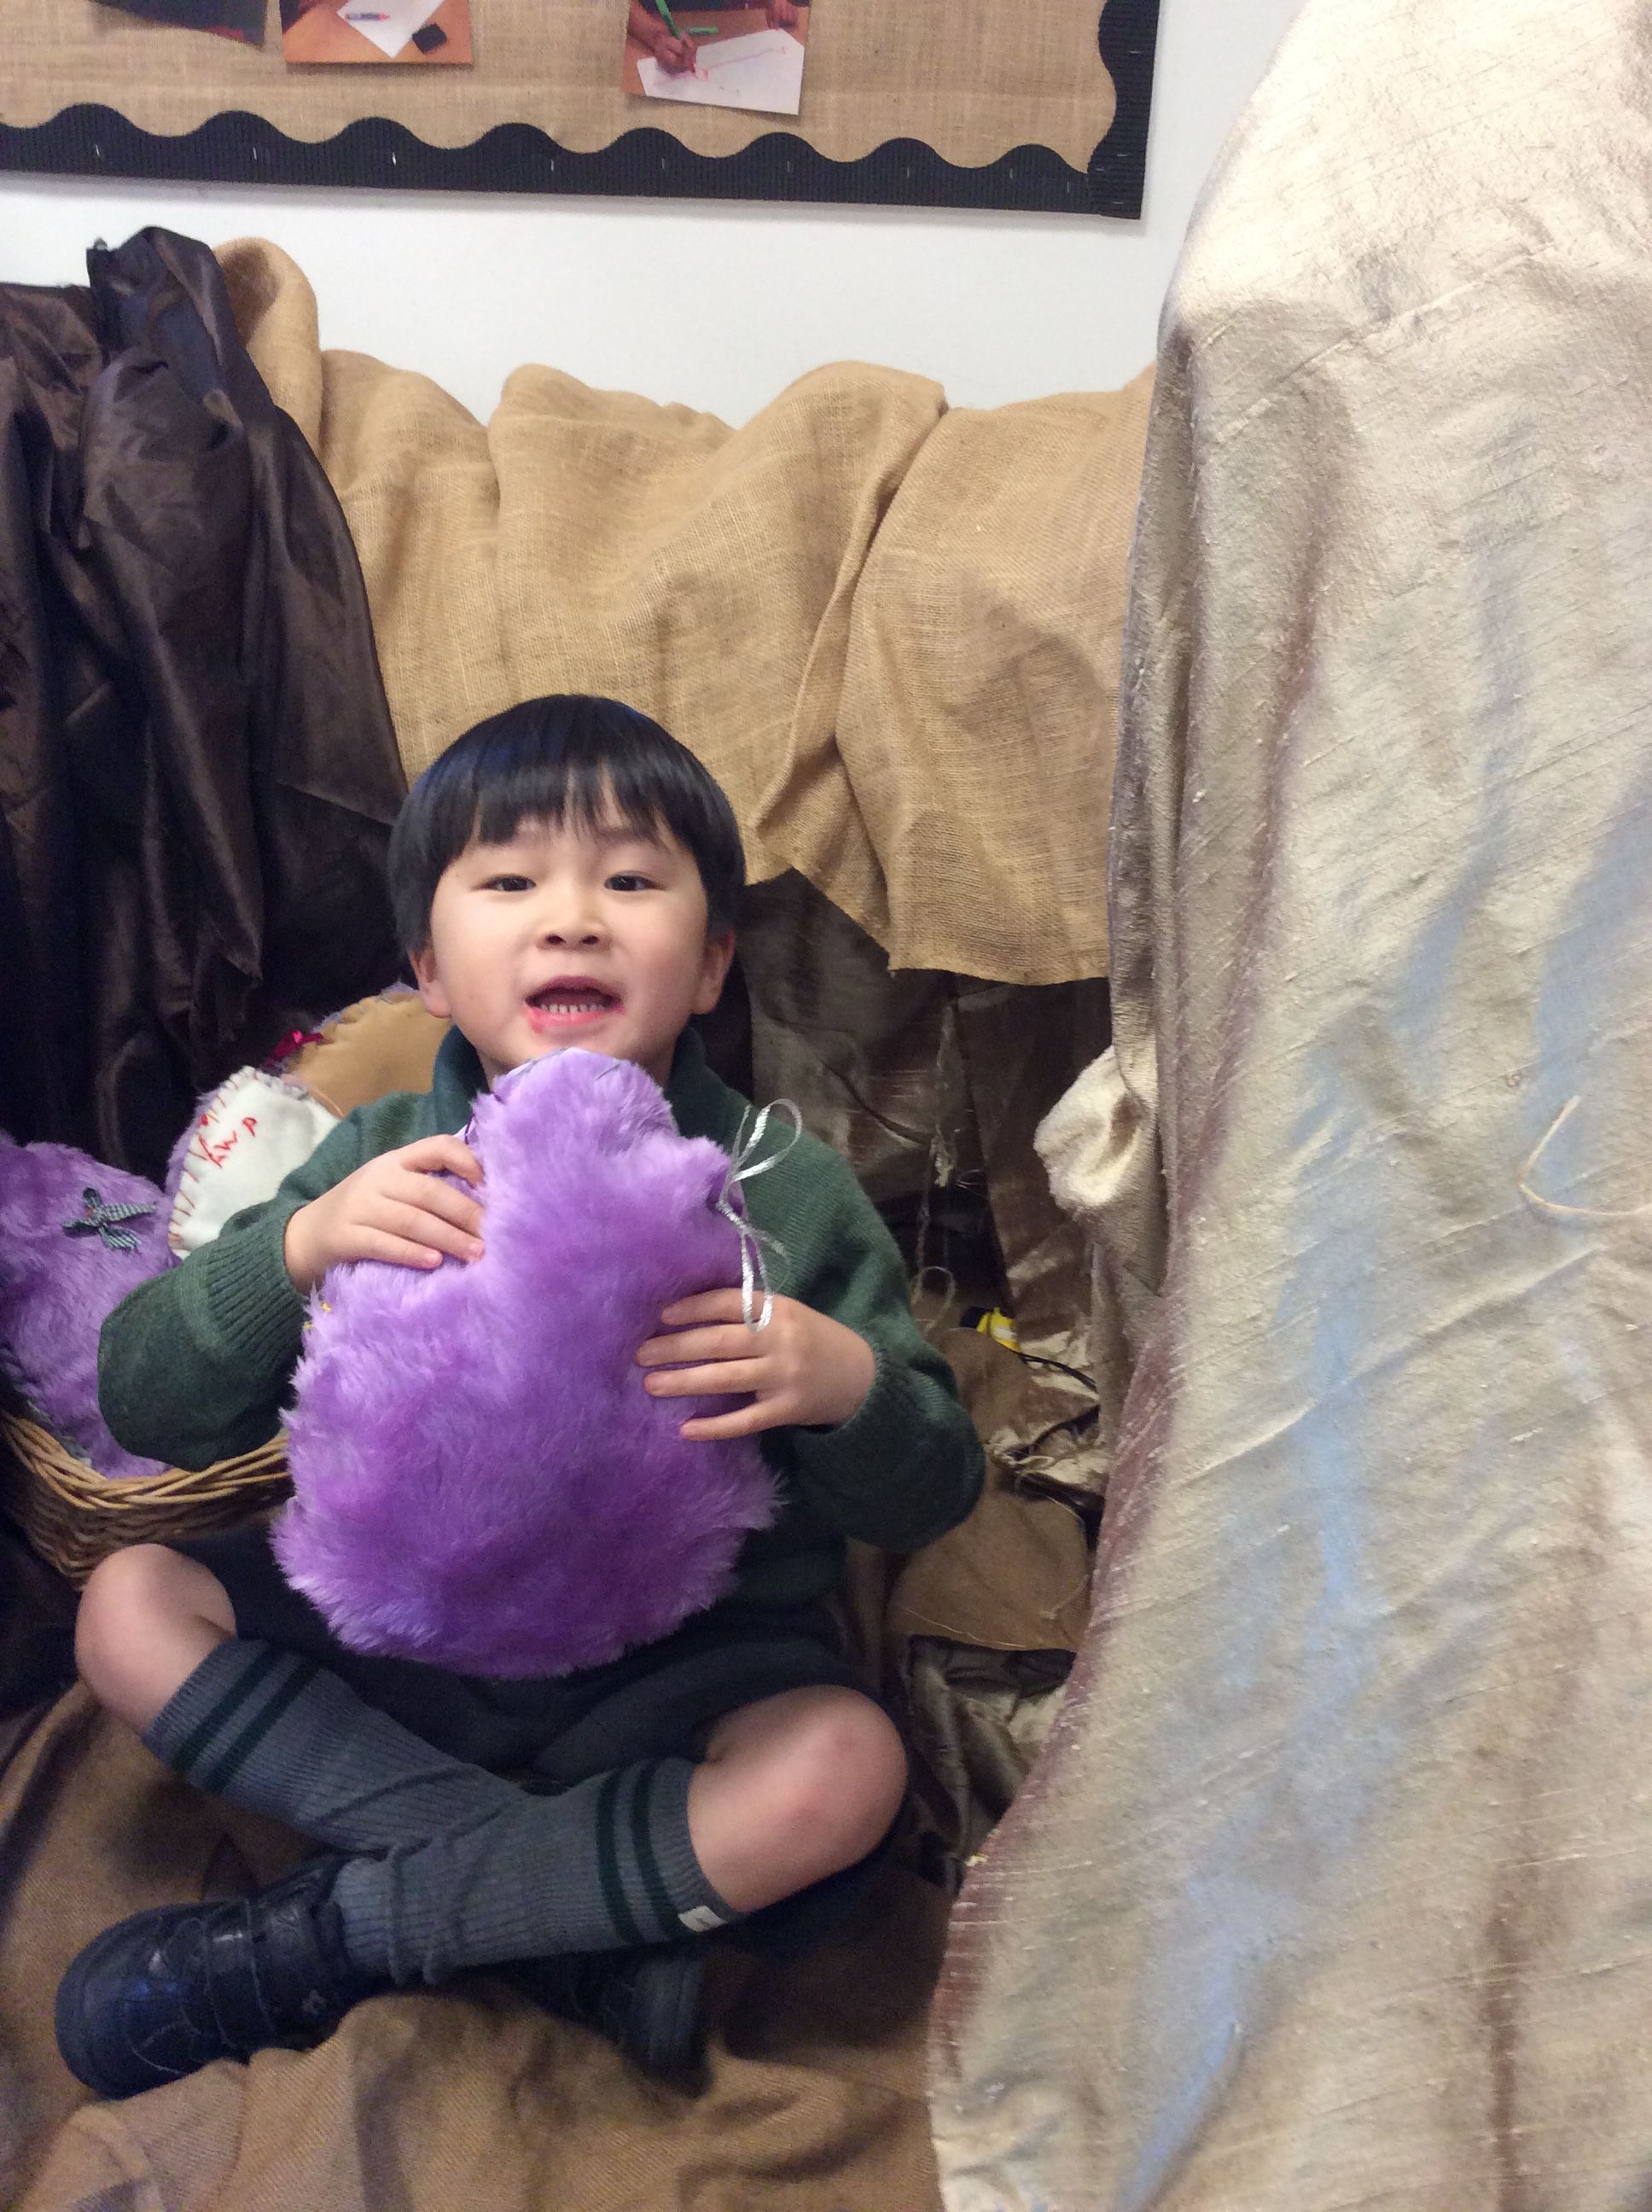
[772,1146,986,1554]
[97,1110,373,1471]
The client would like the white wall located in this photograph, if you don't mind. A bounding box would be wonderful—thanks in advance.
[1,1,1301,425]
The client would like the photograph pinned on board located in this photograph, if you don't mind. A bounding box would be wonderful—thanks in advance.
[92,0,265,44]
[280,0,473,65]
[622,0,810,119]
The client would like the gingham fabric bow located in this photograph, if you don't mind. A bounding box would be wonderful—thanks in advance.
[61,1185,156,1253]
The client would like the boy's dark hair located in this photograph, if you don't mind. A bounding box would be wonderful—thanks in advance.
[389,695,746,952]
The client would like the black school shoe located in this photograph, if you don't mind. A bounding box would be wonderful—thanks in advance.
[501,1941,707,2081]
[58,1849,705,2098]
[55,1851,384,2100]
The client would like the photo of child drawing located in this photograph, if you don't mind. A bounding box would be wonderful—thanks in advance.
[621,0,811,119]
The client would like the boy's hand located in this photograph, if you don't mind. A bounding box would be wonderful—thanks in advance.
[283,1137,485,1294]
[766,0,799,26]
[637,1291,875,1439]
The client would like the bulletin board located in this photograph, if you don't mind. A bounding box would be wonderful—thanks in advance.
[0,0,1160,214]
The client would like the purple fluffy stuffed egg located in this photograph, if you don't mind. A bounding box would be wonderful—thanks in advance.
[278,1051,777,1675]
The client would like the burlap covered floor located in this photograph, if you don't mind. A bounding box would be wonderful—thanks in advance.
[0,1680,947,2211]
[217,237,1150,989]
[934,0,1652,2205]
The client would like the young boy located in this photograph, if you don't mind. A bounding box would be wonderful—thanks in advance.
[55,695,984,2098]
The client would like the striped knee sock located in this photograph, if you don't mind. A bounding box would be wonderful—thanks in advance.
[143,1638,741,1982]
[331,1752,738,1983]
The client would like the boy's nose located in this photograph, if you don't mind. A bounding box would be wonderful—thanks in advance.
[535,902,607,946]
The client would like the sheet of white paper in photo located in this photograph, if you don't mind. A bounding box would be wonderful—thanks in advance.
[334,0,440,59]
[637,28,806,117]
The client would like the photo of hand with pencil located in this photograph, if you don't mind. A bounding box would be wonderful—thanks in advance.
[622,0,809,116]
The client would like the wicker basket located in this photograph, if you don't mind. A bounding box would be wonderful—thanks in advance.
[0,1409,291,1586]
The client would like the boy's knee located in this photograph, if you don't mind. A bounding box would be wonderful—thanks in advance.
[77,1545,160,1681]
[75,1545,233,1717]
[767,1691,909,1871]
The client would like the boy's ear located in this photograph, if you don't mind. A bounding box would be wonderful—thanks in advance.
[410,942,451,1022]
[692,929,736,1016]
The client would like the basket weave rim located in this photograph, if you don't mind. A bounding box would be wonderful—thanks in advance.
[0,1407,288,1508]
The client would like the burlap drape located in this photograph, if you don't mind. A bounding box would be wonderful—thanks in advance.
[218,237,1150,987]
[932,2,1652,2206]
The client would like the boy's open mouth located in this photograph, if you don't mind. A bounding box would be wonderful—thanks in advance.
[524,981,620,1031]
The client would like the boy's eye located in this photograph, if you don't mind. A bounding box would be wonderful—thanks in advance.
[606,873,654,893]
[482,875,534,893]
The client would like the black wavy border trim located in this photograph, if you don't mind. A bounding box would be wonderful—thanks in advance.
[0,0,1159,213]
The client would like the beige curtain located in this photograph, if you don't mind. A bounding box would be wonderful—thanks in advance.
[933,0,1652,2204]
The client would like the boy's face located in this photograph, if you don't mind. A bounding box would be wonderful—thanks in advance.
[410,807,734,1089]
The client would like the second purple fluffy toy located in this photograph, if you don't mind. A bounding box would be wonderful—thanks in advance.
[278,1051,777,1676]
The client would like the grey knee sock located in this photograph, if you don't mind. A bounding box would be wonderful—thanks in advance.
[143,1638,521,1849]
[332,1752,738,1984]
[144,1638,741,1982]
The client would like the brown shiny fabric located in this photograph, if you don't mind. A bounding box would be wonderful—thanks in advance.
[735,874,1108,1501]
[740,871,964,1214]
[0,228,404,1179]
[878,1329,1094,1883]
[952,981,1108,1501]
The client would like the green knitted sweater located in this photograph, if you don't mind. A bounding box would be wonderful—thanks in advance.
[99,1027,984,1610]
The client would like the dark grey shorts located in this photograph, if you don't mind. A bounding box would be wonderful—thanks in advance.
[169,1522,868,1784]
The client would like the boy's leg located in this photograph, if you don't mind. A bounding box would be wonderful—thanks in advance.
[326,1680,905,1986]
[78,1544,237,1729]
[73,1541,906,1982]
[76,1544,534,1856]
[688,1685,909,1912]
[79,1545,749,1959]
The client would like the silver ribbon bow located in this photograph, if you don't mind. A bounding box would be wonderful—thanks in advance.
[716,1100,801,1330]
